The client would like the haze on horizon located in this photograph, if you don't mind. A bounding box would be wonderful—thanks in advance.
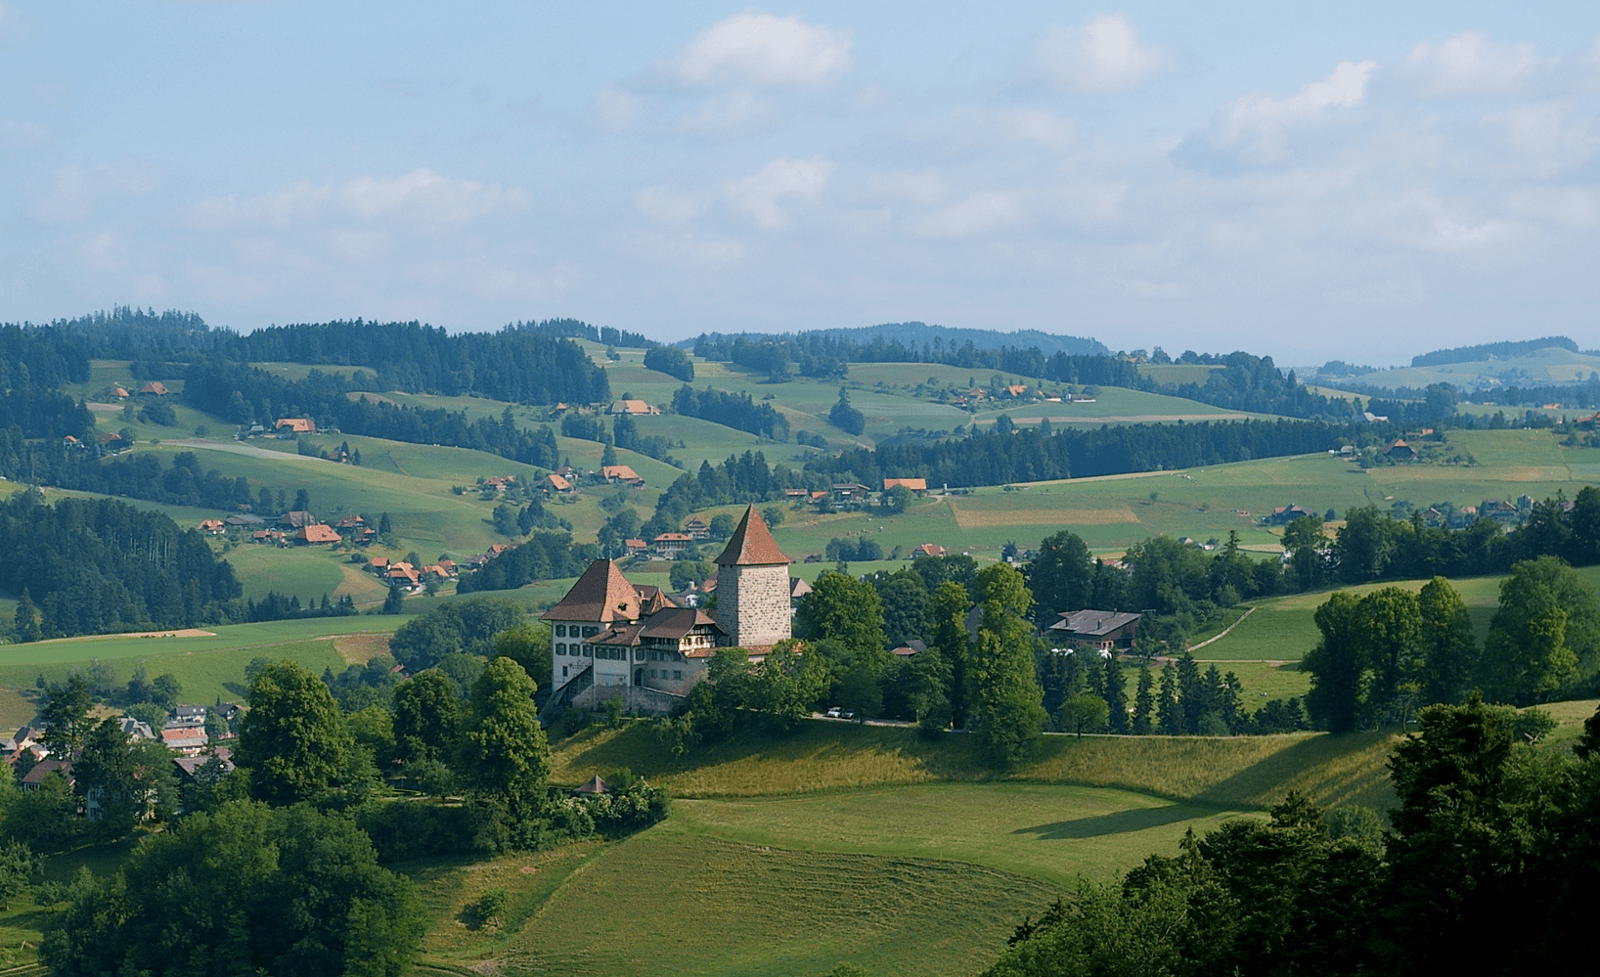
[1,1,1597,367]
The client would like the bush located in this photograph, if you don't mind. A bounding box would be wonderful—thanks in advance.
[461,888,509,930]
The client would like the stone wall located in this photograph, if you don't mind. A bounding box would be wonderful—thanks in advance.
[569,683,684,716]
[720,563,792,648]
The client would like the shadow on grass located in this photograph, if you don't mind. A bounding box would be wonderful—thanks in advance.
[1191,729,1398,812]
[1011,803,1199,840]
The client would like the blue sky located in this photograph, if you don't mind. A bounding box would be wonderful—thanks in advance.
[2,2,1598,366]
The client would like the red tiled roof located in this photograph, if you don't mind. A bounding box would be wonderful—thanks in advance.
[541,559,642,623]
[714,505,791,567]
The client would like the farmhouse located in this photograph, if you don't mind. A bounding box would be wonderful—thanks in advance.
[1384,438,1416,461]
[139,381,169,396]
[609,399,660,415]
[1049,610,1142,651]
[910,543,948,559]
[274,417,316,435]
[882,477,927,495]
[601,464,643,486]
[545,505,792,713]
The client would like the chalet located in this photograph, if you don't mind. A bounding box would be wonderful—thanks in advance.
[198,519,225,535]
[173,747,234,787]
[173,704,208,725]
[785,488,809,499]
[63,435,86,450]
[1048,610,1142,651]
[225,514,263,527]
[831,482,872,501]
[274,418,316,435]
[296,524,342,546]
[112,387,130,399]
[482,475,515,493]
[609,400,660,415]
[423,564,450,580]
[1004,384,1029,398]
[2,727,40,761]
[1267,504,1318,526]
[883,477,928,495]
[278,511,319,529]
[387,563,421,588]
[545,506,793,713]
[437,559,459,577]
[98,433,132,455]
[251,529,286,545]
[682,517,710,540]
[789,576,812,605]
[624,538,650,558]
[487,544,510,558]
[1385,438,1417,460]
[119,717,156,741]
[653,532,692,557]
[139,381,169,396]
[891,639,928,657]
[1480,499,1519,524]
[601,465,643,486]
[368,556,390,573]
[910,543,948,559]
[161,726,210,756]
[541,473,574,494]
[21,758,73,791]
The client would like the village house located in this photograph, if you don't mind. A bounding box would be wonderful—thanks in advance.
[139,381,169,396]
[274,417,316,435]
[541,473,574,494]
[624,538,650,559]
[831,482,872,502]
[682,517,710,540]
[198,519,225,535]
[545,506,793,714]
[296,524,342,546]
[1385,438,1417,461]
[910,543,948,559]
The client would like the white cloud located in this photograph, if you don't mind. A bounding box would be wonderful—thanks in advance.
[1405,32,1537,96]
[591,88,642,132]
[723,156,835,227]
[37,162,155,223]
[191,169,528,231]
[0,1,29,43]
[913,192,1021,239]
[679,91,774,134]
[634,187,707,227]
[1034,14,1168,93]
[1183,60,1376,165]
[668,11,852,88]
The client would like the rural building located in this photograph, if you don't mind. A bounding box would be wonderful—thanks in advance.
[139,381,169,396]
[198,519,225,535]
[1385,438,1416,460]
[831,482,872,502]
[682,517,710,540]
[882,477,927,495]
[601,465,643,486]
[545,506,792,713]
[624,538,649,558]
[652,532,692,557]
[274,417,316,435]
[608,399,660,415]
[1048,610,1142,651]
[910,543,948,559]
[296,524,342,546]
[541,473,573,494]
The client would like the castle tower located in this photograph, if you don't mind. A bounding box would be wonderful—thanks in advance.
[712,505,793,650]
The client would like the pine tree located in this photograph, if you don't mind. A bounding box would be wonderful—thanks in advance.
[14,589,40,644]
[1103,656,1128,733]
[1158,660,1181,735]
[1132,665,1154,735]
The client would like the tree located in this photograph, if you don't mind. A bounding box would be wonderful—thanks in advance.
[74,717,176,838]
[491,622,553,692]
[392,669,464,766]
[829,388,865,435]
[795,572,887,655]
[1303,592,1370,733]
[39,673,95,757]
[882,484,914,513]
[1025,530,1094,628]
[383,583,405,614]
[0,839,40,910]
[1477,555,1598,704]
[456,657,549,818]
[13,588,39,643]
[1417,576,1476,705]
[928,581,974,728]
[1102,656,1128,733]
[1157,660,1181,734]
[236,661,356,806]
[1132,664,1154,735]
[1060,692,1108,737]
[1359,586,1422,723]
[971,564,1047,766]
[41,801,424,977]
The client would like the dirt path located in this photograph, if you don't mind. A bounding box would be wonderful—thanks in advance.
[30,628,217,644]
[1186,606,1255,652]
[161,438,326,462]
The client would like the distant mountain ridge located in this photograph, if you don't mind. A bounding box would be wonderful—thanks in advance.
[1411,336,1580,368]
[793,321,1108,357]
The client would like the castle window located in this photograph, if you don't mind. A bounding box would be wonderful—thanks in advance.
[673,670,683,680]
[583,626,599,638]
[634,649,644,661]
[555,644,565,655]
[555,625,567,637]
[583,645,593,657]
[650,669,658,678]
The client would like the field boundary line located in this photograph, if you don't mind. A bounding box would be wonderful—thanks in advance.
[1187,606,1255,652]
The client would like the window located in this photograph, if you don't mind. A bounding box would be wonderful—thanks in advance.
[555,625,567,637]
[583,626,599,638]
[583,645,593,657]
[650,669,658,678]
[555,644,565,655]
[562,666,568,677]
[673,670,683,680]
[634,649,644,661]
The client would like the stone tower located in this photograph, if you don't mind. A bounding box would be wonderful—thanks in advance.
[713,505,793,649]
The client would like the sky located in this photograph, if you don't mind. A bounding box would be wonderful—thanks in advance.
[2,2,1598,367]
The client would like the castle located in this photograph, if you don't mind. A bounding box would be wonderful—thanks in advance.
[543,505,793,712]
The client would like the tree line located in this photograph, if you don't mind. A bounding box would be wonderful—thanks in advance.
[670,385,790,441]
[985,698,1600,977]
[0,491,242,639]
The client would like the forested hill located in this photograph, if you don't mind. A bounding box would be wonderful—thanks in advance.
[0,490,241,638]
[3,307,613,406]
[1411,336,1581,367]
[740,321,1109,357]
